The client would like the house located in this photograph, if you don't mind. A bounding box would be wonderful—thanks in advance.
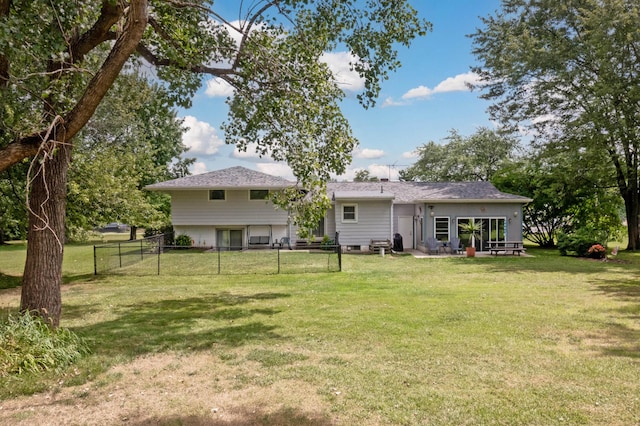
[145,166,532,253]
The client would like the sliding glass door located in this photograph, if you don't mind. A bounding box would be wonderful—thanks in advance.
[456,217,506,251]
[216,229,243,251]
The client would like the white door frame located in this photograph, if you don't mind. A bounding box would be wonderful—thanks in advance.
[398,216,414,250]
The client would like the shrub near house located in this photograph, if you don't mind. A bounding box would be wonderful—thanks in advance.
[558,230,607,258]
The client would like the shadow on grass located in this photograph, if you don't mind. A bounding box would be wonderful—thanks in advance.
[594,277,640,302]
[67,292,290,358]
[590,278,640,359]
[599,321,640,359]
[0,273,21,290]
[1,272,106,290]
[129,407,334,426]
[462,248,637,275]
[63,273,99,285]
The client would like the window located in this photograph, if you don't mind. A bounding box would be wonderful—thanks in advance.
[311,217,325,237]
[249,189,269,200]
[434,217,450,241]
[342,204,357,222]
[209,190,225,200]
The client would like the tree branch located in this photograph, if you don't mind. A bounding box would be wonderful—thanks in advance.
[135,43,234,76]
[70,0,123,62]
[0,0,10,88]
[0,0,149,173]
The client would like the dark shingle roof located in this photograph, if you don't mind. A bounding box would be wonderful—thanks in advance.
[146,166,531,203]
[326,181,531,204]
[145,166,294,190]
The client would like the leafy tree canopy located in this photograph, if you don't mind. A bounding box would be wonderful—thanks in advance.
[400,127,520,182]
[471,0,640,249]
[67,72,192,241]
[0,0,430,207]
[0,0,430,326]
[492,153,623,248]
[354,169,379,182]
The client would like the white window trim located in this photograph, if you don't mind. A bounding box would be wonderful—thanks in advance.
[342,203,358,223]
[434,216,450,241]
[209,189,226,201]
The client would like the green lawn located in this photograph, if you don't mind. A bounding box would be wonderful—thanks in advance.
[1,243,639,424]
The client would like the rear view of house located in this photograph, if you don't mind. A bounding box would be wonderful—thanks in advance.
[146,166,531,253]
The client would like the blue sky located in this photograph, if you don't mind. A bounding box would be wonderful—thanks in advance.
[178,1,502,180]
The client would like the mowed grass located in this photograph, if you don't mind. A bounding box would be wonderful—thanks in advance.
[1,243,639,424]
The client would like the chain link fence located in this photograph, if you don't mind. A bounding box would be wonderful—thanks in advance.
[94,235,341,276]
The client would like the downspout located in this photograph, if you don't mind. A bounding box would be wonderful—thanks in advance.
[390,202,394,241]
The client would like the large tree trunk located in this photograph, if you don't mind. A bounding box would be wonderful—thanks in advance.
[129,225,137,241]
[624,191,640,250]
[20,143,72,328]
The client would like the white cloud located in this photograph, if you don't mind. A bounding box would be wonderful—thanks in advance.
[381,97,407,108]
[232,144,259,159]
[354,148,385,159]
[190,161,209,175]
[182,116,225,155]
[256,162,294,180]
[205,77,235,98]
[231,142,273,160]
[368,164,399,180]
[402,85,434,100]
[320,51,365,93]
[401,72,481,100]
[402,151,419,159]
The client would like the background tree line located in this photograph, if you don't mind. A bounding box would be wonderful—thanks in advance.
[0,71,191,244]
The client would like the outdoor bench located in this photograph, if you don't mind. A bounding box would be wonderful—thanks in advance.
[248,235,270,248]
[369,239,392,254]
[488,241,525,256]
[294,239,323,250]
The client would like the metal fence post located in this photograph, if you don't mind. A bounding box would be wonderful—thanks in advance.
[140,240,144,260]
[217,246,221,275]
[118,243,122,268]
[94,245,98,275]
[157,238,161,275]
[278,247,281,274]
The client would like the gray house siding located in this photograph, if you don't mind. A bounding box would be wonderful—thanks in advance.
[334,200,392,247]
[421,202,524,250]
[392,204,414,232]
[173,225,216,247]
[326,206,337,237]
[170,190,289,226]
[169,189,290,247]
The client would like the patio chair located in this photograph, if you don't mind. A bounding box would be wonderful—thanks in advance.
[426,237,440,255]
[280,236,292,250]
[450,237,462,254]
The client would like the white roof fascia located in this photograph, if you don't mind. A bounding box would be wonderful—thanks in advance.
[333,191,395,201]
[416,198,533,204]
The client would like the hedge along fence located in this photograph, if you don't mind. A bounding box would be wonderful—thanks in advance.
[94,237,342,276]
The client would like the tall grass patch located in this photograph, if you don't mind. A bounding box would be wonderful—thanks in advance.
[0,312,89,376]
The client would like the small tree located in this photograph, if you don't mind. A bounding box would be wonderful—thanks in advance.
[354,169,379,182]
